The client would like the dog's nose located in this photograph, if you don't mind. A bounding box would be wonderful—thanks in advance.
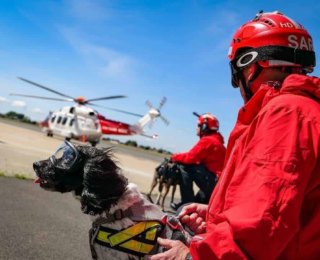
[33,161,41,172]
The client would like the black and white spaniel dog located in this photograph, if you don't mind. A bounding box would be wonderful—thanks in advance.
[33,141,190,260]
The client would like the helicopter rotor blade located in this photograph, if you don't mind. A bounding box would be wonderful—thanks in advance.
[90,103,144,117]
[160,115,170,125]
[158,97,167,110]
[18,77,75,100]
[9,93,74,102]
[146,100,153,109]
[86,95,127,103]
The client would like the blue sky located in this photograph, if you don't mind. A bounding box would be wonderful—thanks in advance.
[0,0,319,152]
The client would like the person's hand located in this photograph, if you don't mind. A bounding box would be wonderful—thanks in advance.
[147,237,189,260]
[178,203,208,234]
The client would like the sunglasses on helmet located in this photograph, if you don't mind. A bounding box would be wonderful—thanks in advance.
[230,46,315,88]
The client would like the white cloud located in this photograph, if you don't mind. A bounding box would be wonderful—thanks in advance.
[59,27,138,81]
[0,96,8,103]
[56,2,141,84]
[29,107,44,114]
[90,45,136,78]
[64,0,111,21]
[11,100,26,108]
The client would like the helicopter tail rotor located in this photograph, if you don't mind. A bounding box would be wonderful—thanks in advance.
[129,97,170,135]
[146,100,153,109]
[146,96,169,127]
[157,97,167,110]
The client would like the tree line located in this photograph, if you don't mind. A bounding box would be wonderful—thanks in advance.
[1,111,172,154]
[103,137,172,155]
[0,111,37,124]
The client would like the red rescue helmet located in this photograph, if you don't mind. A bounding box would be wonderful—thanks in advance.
[198,113,219,132]
[228,11,316,88]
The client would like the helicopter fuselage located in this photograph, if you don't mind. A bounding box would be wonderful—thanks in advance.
[12,77,168,145]
[44,105,101,143]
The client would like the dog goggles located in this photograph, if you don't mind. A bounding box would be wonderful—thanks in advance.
[50,141,80,171]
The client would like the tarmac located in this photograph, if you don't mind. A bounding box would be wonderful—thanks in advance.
[0,177,92,260]
[0,118,181,208]
[0,119,165,194]
[0,119,179,259]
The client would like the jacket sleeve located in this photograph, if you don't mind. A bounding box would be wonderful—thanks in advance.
[171,138,208,164]
[189,99,319,259]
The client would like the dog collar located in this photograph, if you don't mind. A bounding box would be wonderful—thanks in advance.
[92,208,133,225]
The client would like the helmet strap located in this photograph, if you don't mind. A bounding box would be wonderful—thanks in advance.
[239,74,252,100]
[240,63,263,101]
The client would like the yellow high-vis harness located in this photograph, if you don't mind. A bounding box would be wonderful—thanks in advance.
[88,208,190,259]
[90,218,163,259]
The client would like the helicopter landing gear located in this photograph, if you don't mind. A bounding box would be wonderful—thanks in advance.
[47,131,53,137]
[65,137,71,141]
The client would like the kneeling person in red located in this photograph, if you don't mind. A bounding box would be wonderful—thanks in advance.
[170,113,226,210]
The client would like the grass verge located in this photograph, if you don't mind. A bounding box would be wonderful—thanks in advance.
[0,171,31,180]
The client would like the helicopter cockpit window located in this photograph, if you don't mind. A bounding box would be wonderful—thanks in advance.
[89,112,95,116]
[69,107,75,114]
[57,116,62,124]
[51,115,56,123]
[62,117,68,125]
[69,119,74,127]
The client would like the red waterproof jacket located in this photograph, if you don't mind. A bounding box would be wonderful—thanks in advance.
[171,132,226,177]
[189,74,320,259]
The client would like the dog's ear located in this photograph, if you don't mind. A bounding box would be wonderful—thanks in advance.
[77,145,116,161]
[76,145,95,158]
[80,146,129,214]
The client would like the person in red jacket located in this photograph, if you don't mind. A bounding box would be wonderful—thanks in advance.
[149,11,320,260]
[170,113,226,210]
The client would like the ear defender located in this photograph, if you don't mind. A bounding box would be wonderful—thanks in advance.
[201,119,209,134]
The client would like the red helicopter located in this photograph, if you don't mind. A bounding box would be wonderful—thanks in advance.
[10,77,169,146]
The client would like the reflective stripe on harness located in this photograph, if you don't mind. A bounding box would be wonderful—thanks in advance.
[93,221,163,257]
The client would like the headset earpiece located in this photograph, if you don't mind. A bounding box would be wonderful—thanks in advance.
[201,123,208,133]
[200,118,209,134]
[198,113,219,136]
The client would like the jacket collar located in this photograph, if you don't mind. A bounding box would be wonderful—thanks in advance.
[225,74,320,160]
[281,74,320,102]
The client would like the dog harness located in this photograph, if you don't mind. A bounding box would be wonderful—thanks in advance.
[89,209,164,259]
